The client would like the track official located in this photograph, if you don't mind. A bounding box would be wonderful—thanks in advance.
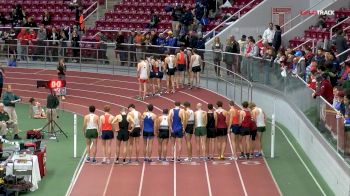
[46,91,60,139]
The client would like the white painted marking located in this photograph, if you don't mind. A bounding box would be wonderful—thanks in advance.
[204,161,213,196]
[102,164,115,196]
[137,162,146,196]
[240,161,261,165]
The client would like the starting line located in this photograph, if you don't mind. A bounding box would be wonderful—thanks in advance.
[87,160,262,166]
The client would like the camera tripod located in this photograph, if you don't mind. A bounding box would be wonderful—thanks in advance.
[41,95,68,142]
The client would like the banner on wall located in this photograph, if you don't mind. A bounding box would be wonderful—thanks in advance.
[272,7,292,32]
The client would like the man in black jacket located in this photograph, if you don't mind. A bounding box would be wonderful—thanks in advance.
[48,27,61,62]
[272,25,282,52]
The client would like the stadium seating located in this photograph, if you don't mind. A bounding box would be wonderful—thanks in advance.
[289,7,350,49]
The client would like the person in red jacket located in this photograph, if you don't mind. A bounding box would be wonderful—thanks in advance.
[312,73,334,103]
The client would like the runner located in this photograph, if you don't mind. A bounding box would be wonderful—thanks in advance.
[175,47,187,88]
[113,107,134,164]
[128,104,142,162]
[206,103,217,160]
[184,101,194,162]
[157,109,170,161]
[228,101,241,160]
[250,102,266,157]
[154,57,164,95]
[215,101,229,160]
[137,58,150,100]
[99,105,114,164]
[148,57,157,96]
[142,104,157,162]
[83,105,99,163]
[164,52,176,93]
[189,49,202,89]
[169,101,186,161]
[194,103,207,160]
[239,101,253,159]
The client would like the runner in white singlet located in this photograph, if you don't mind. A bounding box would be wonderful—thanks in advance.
[128,104,142,162]
[194,103,207,160]
[250,103,266,157]
[189,49,202,89]
[83,105,100,163]
[137,59,150,100]
[157,109,170,161]
[165,53,176,93]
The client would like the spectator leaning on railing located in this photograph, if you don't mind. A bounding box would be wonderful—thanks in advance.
[262,22,275,46]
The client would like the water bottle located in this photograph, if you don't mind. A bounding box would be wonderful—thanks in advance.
[15,143,20,155]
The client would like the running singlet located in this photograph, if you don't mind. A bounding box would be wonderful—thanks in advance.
[256,108,265,127]
[177,52,186,64]
[241,110,252,128]
[192,55,200,67]
[172,108,182,132]
[168,55,175,69]
[159,115,169,130]
[187,109,194,125]
[143,112,154,133]
[102,114,112,130]
[231,109,240,125]
[119,114,129,131]
[206,112,215,129]
[195,110,204,127]
[216,109,227,129]
[139,61,148,80]
[132,110,140,128]
[87,114,98,129]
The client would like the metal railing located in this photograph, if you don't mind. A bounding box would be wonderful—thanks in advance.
[293,38,316,52]
[83,1,99,21]
[280,0,326,33]
[330,16,350,38]
[203,0,261,40]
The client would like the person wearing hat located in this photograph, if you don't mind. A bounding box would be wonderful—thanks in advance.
[292,50,306,79]
[312,73,334,104]
[334,91,346,115]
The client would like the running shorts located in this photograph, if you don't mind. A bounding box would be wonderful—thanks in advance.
[156,72,164,79]
[143,131,154,139]
[216,128,227,136]
[171,130,183,138]
[194,127,207,136]
[185,124,194,134]
[117,130,130,141]
[139,79,148,83]
[177,64,186,71]
[167,68,175,76]
[240,127,251,136]
[206,128,216,138]
[101,130,114,140]
[130,127,141,137]
[158,129,169,139]
[231,124,240,135]
[150,72,156,78]
[85,129,98,139]
[257,127,266,132]
[192,66,201,73]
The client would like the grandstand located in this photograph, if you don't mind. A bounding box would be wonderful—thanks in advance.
[0,0,349,195]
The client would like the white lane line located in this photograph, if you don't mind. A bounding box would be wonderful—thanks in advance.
[275,123,327,196]
[137,162,146,196]
[102,164,115,196]
[174,143,177,196]
[204,161,213,196]
[228,136,248,196]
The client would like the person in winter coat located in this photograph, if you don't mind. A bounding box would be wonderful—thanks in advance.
[312,73,334,104]
[272,25,282,52]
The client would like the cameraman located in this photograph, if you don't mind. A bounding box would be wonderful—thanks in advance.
[46,91,59,139]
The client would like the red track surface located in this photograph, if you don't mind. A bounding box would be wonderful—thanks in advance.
[6,68,281,196]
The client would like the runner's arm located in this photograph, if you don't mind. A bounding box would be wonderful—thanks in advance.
[228,110,233,128]
[82,116,87,136]
[128,115,134,132]
[203,112,207,126]
[168,110,173,132]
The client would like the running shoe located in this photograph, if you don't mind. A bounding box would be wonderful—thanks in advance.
[162,158,167,162]
[85,157,90,163]
[92,158,97,163]
[114,158,119,164]
[183,157,192,162]
[255,152,263,157]
[219,155,225,160]
[229,156,238,161]
[102,158,107,164]
[106,159,111,164]
[128,159,132,164]
[144,158,148,162]
[147,158,153,163]
[239,155,245,159]
[157,157,162,162]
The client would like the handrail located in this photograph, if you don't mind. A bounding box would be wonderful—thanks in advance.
[336,48,350,58]
[203,0,260,39]
[83,1,99,21]
[293,38,316,52]
[280,0,325,31]
[330,17,350,38]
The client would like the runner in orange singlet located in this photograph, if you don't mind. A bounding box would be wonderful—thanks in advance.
[99,105,114,164]
[228,101,241,160]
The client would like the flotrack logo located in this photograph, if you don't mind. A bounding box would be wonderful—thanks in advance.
[300,10,335,16]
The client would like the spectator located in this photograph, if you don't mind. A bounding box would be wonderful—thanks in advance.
[11,5,26,26]
[34,25,47,61]
[262,22,275,46]
[46,91,60,139]
[29,98,46,119]
[0,66,4,98]
[71,30,80,63]
[212,36,223,77]
[334,91,346,115]
[150,30,158,46]
[115,31,127,66]
[148,10,160,28]
[17,28,29,61]
[188,31,198,49]
[224,38,234,74]
[343,71,350,90]
[181,7,194,33]
[272,25,282,52]
[24,16,37,28]
[127,30,136,65]
[339,62,350,84]
[238,35,247,55]
[165,31,177,54]
[324,51,340,86]
[171,4,184,36]
[304,46,314,65]
[333,29,349,63]
[195,0,206,21]
[48,27,60,62]
[59,29,68,58]
[178,31,189,47]
[312,73,334,103]
[196,32,206,72]
[0,103,20,140]
[143,32,152,54]
[292,50,306,78]
[42,10,51,26]
[96,32,108,63]
[134,30,144,62]
[79,13,85,32]
[315,15,326,29]
[0,13,7,25]
[2,85,21,140]
[246,37,259,57]
[312,47,326,66]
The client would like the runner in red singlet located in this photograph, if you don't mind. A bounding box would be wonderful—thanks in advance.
[99,105,114,164]
[215,101,228,160]
[239,101,253,159]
